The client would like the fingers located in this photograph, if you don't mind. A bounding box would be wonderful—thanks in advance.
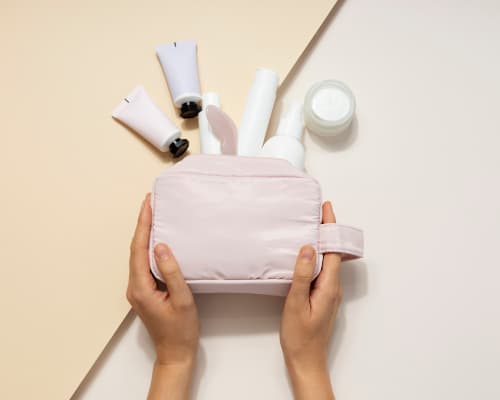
[154,244,193,307]
[287,245,317,305]
[322,201,336,224]
[129,194,154,283]
[312,201,342,304]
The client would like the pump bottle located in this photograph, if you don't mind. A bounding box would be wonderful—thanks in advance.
[260,101,305,170]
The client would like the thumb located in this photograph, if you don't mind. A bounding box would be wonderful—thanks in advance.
[287,245,316,304]
[154,244,192,305]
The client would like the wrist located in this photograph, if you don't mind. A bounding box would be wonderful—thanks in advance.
[285,357,334,400]
[148,358,196,400]
[155,354,196,371]
[155,343,198,370]
[284,352,327,375]
[286,358,328,383]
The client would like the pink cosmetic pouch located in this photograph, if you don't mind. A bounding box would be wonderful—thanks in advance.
[149,155,364,296]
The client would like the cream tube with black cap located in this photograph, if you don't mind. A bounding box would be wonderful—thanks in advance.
[112,85,189,157]
[156,40,202,119]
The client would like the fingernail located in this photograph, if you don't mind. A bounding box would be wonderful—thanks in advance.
[301,246,315,261]
[140,200,145,211]
[154,244,169,260]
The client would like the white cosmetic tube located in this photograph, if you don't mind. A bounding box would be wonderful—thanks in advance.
[237,68,279,156]
[156,40,202,119]
[112,86,189,157]
[198,92,222,155]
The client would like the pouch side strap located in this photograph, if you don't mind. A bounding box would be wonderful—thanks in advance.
[318,223,364,260]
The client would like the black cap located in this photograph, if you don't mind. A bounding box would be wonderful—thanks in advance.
[169,137,189,158]
[180,101,201,119]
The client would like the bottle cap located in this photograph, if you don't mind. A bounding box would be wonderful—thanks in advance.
[255,68,280,88]
[169,137,189,157]
[180,101,201,119]
[304,80,355,136]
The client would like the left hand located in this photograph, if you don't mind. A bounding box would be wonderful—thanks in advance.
[127,193,199,399]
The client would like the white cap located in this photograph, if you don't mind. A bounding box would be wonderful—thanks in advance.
[255,68,280,88]
[276,100,304,140]
[202,92,220,108]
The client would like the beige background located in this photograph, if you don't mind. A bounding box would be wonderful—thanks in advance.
[74,0,500,399]
[0,1,336,398]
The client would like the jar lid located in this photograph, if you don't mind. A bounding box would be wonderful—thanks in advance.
[304,80,355,136]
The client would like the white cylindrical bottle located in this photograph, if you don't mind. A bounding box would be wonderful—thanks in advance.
[237,68,279,156]
[198,92,222,155]
[112,85,189,157]
[260,101,305,170]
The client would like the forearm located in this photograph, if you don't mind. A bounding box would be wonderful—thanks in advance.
[286,360,334,400]
[148,360,195,400]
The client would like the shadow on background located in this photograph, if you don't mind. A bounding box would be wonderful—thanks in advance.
[196,294,285,336]
[72,258,368,399]
[328,260,368,370]
[308,116,359,152]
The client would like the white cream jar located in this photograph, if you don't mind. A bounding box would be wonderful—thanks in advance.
[304,80,355,136]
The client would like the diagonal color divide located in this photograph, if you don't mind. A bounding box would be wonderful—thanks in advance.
[0,0,337,398]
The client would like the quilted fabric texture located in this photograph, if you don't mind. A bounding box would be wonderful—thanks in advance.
[150,155,363,295]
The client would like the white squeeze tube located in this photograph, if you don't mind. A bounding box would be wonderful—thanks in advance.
[198,92,222,154]
[237,68,279,156]
[112,86,189,157]
[156,40,202,119]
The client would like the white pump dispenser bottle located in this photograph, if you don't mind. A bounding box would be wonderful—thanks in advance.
[260,101,305,170]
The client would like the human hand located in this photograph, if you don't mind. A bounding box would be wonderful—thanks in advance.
[280,201,342,400]
[127,193,199,400]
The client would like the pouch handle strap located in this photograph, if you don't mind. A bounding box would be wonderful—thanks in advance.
[318,223,364,260]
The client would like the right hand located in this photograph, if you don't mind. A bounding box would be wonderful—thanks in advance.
[280,201,343,400]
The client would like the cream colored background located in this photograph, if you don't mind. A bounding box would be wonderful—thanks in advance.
[74,0,500,399]
[0,1,336,398]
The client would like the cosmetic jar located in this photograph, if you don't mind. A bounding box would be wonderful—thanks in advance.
[304,80,355,136]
